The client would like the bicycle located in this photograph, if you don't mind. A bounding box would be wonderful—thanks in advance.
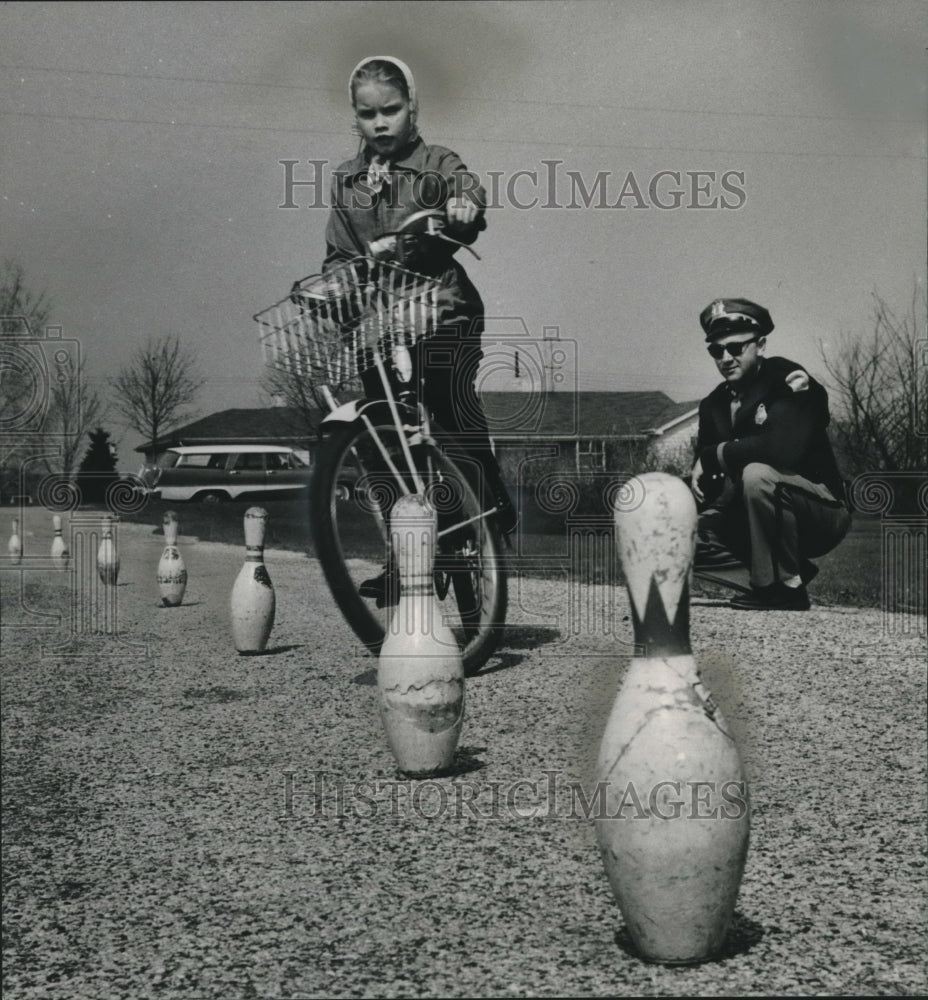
[254,211,508,675]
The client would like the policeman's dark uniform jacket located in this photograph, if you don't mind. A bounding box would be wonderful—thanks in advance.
[323,136,500,488]
[696,357,845,503]
[694,298,851,604]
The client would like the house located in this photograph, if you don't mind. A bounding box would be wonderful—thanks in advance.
[137,392,699,476]
[481,391,699,477]
[136,406,322,464]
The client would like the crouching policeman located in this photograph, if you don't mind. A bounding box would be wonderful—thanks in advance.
[691,298,851,610]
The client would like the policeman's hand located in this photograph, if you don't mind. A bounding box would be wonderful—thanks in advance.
[445,197,478,234]
[691,458,705,503]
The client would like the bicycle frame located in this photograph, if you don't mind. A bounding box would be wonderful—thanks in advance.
[318,352,500,541]
[256,250,508,672]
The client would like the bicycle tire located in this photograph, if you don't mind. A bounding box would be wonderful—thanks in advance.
[310,417,507,674]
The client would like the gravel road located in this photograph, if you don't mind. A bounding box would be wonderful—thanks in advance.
[2,512,926,998]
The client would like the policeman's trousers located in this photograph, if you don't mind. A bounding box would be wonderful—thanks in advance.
[696,462,851,590]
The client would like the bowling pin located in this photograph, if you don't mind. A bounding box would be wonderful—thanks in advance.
[378,494,464,776]
[230,507,275,653]
[51,515,70,571]
[157,511,187,607]
[8,518,22,565]
[595,472,750,964]
[97,515,119,585]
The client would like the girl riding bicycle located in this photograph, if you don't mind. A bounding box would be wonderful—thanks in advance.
[317,55,517,566]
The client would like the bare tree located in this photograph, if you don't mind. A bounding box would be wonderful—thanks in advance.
[260,362,325,438]
[0,258,50,334]
[820,288,928,475]
[42,355,105,477]
[1,261,54,498]
[112,336,205,463]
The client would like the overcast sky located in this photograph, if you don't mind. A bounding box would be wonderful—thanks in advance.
[2,1,925,466]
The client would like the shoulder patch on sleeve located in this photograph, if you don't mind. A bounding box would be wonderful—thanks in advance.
[785,369,810,392]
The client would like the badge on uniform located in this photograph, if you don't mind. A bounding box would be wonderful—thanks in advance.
[754,403,767,425]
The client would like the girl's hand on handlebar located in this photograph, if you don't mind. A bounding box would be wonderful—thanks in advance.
[445,197,478,234]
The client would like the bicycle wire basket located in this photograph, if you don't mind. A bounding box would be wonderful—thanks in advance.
[254,257,440,397]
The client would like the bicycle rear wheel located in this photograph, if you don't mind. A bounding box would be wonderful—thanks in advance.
[310,416,507,674]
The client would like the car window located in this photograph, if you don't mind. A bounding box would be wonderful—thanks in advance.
[176,453,214,469]
[207,453,228,470]
[232,453,266,471]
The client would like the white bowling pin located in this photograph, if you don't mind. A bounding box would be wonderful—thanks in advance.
[157,511,187,607]
[230,507,275,653]
[8,518,22,565]
[378,494,465,777]
[595,472,750,964]
[97,515,119,585]
[51,515,69,570]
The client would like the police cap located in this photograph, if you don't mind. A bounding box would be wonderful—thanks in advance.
[700,298,774,340]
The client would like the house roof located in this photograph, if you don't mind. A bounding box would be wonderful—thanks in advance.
[136,407,320,453]
[137,392,699,452]
[645,399,701,435]
[479,391,688,440]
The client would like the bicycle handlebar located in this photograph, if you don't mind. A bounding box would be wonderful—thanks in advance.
[290,207,480,293]
[368,208,481,262]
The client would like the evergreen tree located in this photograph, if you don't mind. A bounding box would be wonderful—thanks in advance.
[77,428,119,505]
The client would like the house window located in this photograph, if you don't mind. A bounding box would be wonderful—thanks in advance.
[576,438,606,474]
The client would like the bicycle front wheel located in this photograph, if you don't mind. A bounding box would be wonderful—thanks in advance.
[310,417,507,674]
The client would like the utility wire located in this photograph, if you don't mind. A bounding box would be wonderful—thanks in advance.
[0,108,921,161]
[1,62,920,124]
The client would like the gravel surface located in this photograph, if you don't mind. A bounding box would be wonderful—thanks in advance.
[2,511,926,998]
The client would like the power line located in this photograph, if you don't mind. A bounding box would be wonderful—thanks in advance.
[0,108,921,161]
[0,62,335,94]
[0,107,346,138]
[0,62,921,125]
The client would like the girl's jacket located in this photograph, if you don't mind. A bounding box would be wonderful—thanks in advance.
[324,137,487,337]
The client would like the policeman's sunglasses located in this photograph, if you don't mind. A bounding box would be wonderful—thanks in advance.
[707,337,758,359]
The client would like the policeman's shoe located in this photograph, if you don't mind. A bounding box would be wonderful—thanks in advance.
[730,583,810,611]
[359,564,400,609]
[693,538,743,571]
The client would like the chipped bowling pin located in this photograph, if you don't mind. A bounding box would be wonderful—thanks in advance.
[595,472,750,964]
[378,494,464,776]
[97,515,119,584]
[157,511,187,607]
[230,507,275,653]
[51,515,69,571]
[9,518,22,565]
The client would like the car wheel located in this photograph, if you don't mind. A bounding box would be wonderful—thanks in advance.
[198,491,227,505]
